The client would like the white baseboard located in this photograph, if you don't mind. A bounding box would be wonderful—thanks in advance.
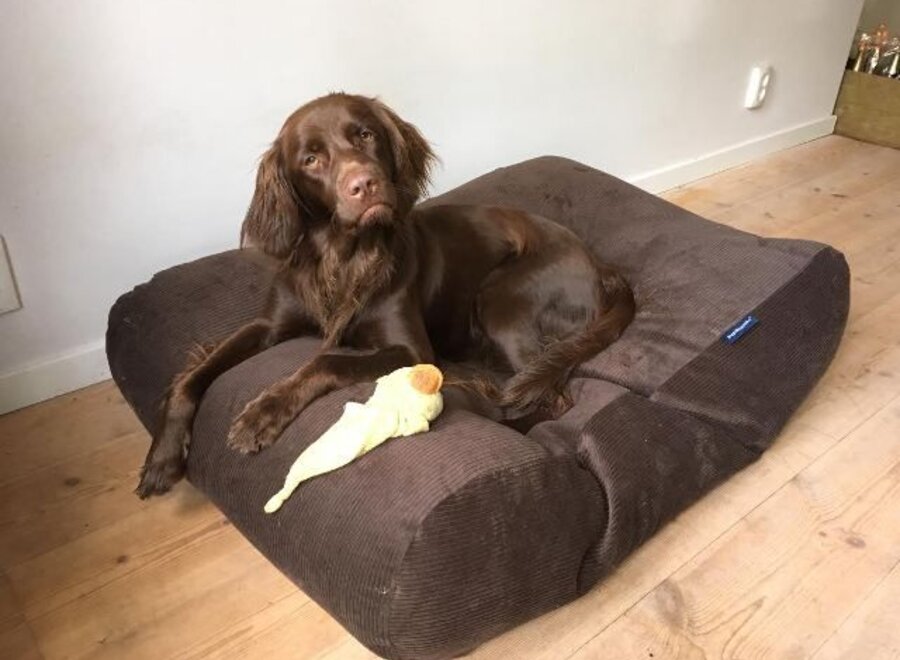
[0,341,110,415]
[628,115,837,193]
[0,116,837,415]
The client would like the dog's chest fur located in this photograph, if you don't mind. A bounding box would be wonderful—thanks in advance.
[296,233,397,345]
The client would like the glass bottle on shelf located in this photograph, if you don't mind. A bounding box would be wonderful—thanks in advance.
[853,33,872,72]
[886,37,900,78]
[868,23,889,74]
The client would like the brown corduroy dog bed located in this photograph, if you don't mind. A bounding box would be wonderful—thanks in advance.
[106,157,849,659]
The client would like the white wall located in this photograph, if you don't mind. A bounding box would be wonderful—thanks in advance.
[0,0,864,413]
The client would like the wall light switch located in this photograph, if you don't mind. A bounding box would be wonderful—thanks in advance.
[0,236,23,315]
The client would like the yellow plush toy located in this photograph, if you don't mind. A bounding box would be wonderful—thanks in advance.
[264,364,444,513]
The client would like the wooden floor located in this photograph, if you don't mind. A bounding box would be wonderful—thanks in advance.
[2,135,900,660]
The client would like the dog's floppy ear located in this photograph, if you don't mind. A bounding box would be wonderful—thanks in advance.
[241,141,304,259]
[371,99,437,205]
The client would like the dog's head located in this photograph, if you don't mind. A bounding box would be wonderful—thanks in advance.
[241,93,436,259]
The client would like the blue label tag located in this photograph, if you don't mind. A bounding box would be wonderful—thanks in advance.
[722,314,759,344]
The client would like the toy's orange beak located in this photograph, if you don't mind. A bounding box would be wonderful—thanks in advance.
[409,364,443,394]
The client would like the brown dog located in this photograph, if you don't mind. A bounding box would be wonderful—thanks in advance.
[136,93,634,498]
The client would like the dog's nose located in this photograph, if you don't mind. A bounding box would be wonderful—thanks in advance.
[346,173,379,199]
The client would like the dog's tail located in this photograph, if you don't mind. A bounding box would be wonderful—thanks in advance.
[453,268,635,419]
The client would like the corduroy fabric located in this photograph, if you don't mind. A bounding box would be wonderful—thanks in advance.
[106,249,276,433]
[528,245,850,591]
[107,156,849,659]
[186,338,603,658]
[423,157,825,395]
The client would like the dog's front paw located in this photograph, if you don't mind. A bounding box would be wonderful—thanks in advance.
[136,453,185,499]
[136,386,198,499]
[136,412,192,499]
[226,394,285,454]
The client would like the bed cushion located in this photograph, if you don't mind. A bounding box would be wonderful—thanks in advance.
[106,156,849,659]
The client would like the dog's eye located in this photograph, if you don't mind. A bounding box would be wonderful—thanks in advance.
[360,129,375,141]
[304,154,318,166]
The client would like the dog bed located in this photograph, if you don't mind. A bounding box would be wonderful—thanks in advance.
[106,156,849,659]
